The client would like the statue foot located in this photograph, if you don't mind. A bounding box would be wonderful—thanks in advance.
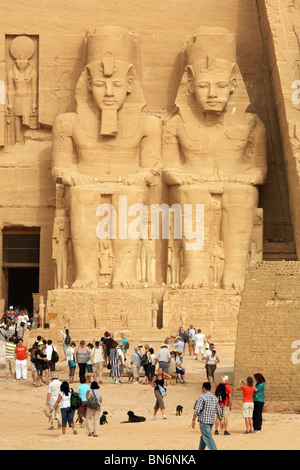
[72,279,98,289]
[112,279,141,289]
[112,272,141,289]
[181,272,209,289]
[223,279,244,294]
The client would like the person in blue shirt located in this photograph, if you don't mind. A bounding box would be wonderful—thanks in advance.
[77,376,90,427]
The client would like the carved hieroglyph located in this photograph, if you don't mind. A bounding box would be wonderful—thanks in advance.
[52,26,161,290]
[47,288,153,330]
[163,288,241,338]
[162,27,268,293]
[6,35,38,145]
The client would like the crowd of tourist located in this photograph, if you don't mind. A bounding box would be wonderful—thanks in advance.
[0,307,266,448]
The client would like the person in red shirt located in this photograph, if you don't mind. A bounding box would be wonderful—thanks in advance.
[238,376,258,434]
[214,375,232,435]
[14,339,29,380]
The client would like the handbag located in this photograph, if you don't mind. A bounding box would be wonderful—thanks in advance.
[69,359,76,368]
[87,390,100,410]
[107,362,111,370]
[158,384,166,397]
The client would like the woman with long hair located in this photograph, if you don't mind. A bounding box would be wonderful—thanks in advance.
[151,367,172,420]
[253,373,266,434]
[50,381,77,435]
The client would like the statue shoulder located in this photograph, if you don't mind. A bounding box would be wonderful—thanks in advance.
[53,112,77,137]
[142,113,162,133]
[225,113,266,141]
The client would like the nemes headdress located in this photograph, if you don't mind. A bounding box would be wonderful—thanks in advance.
[76,26,146,137]
[175,27,250,124]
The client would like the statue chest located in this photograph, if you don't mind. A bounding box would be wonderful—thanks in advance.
[177,123,249,158]
[73,126,142,156]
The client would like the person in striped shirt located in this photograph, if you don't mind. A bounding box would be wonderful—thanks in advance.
[192,382,224,451]
[5,336,17,381]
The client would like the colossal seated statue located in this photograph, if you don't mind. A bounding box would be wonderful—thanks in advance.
[162,28,267,293]
[52,27,161,289]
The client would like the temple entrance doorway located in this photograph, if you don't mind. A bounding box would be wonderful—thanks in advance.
[1,227,40,313]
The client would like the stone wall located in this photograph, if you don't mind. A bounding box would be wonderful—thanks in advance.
[233,261,300,402]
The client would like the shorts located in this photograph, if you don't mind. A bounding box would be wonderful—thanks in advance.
[5,357,15,373]
[60,407,75,428]
[188,339,196,345]
[242,402,254,418]
[176,367,185,376]
[206,364,216,378]
[221,405,230,418]
[86,364,93,373]
[31,362,37,372]
[131,364,140,378]
[68,363,76,377]
[195,345,204,354]
[47,360,56,372]
[158,361,169,374]
[35,362,45,376]
[49,403,60,421]
[93,362,103,372]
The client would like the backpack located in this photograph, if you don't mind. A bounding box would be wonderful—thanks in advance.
[65,334,71,346]
[124,341,129,350]
[141,353,149,366]
[30,348,37,363]
[215,383,228,403]
[70,389,82,410]
[51,347,59,363]
[87,390,100,410]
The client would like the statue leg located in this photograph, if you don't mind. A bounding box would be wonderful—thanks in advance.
[170,184,211,289]
[111,185,147,289]
[69,185,100,289]
[221,184,259,292]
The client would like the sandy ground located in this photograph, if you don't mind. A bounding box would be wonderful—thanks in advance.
[1,353,300,452]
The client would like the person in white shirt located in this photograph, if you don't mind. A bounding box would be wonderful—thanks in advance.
[156,344,171,373]
[195,329,206,360]
[50,381,77,435]
[203,343,220,386]
[91,341,104,383]
[66,342,76,383]
[45,339,58,381]
[187,324,196,356]
[46,374,62,430]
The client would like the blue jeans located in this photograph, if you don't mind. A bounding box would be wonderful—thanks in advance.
[199,422,217,451]
[61,407,75,428]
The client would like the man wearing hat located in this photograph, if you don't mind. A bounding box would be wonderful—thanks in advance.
[172,336,185,363]
[46,374,62,430]
[130,345,142,384]
[156,344,171,374]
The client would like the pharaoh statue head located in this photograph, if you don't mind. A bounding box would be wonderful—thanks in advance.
[175,27,250,122]
[76,26,146,136]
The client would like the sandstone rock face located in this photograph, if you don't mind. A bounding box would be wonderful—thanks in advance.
[0,2,298,393]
